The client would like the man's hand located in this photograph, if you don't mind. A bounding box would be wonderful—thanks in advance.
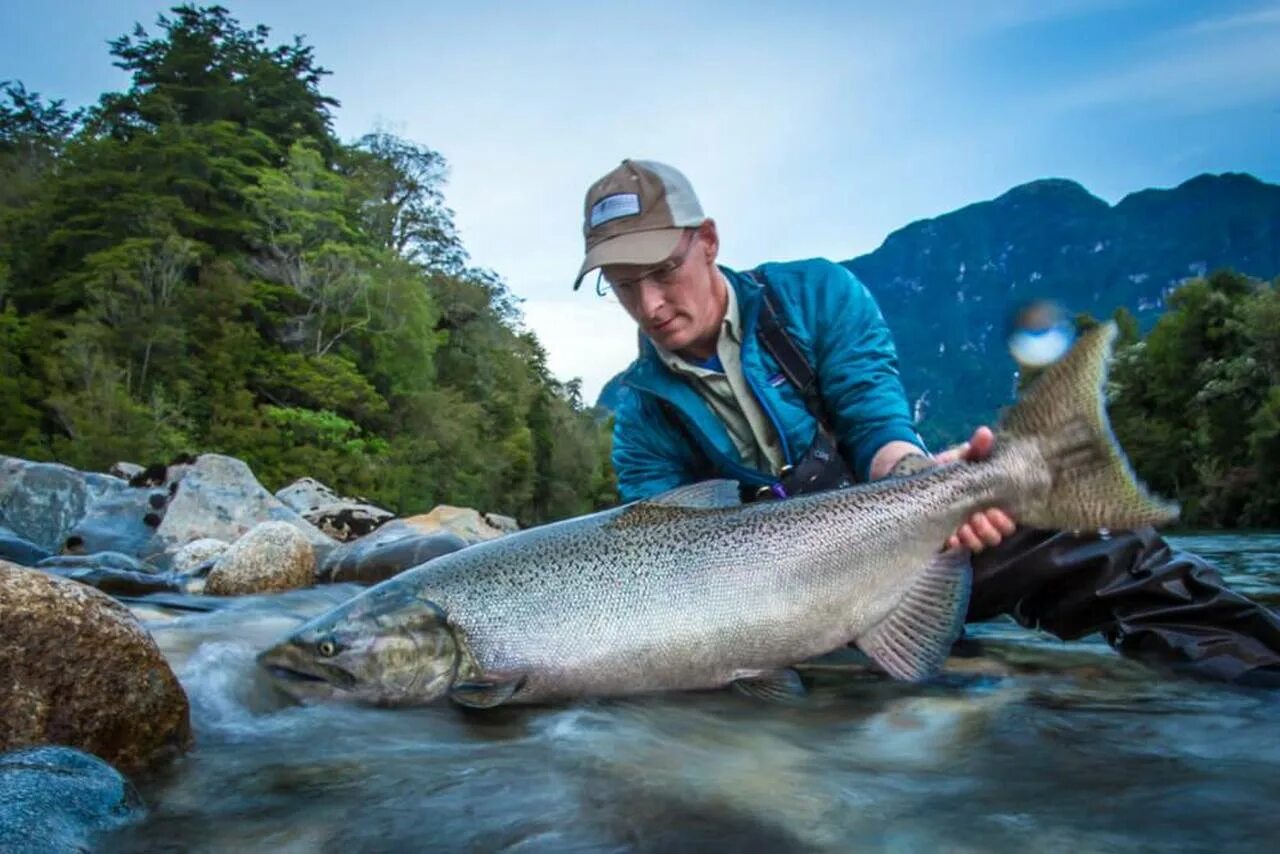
[936,426,1017,553]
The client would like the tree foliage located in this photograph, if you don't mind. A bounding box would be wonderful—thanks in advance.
[0,4,615,524]
[1098,271,1280,527]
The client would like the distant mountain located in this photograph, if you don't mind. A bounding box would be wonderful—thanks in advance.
[844,172,1280,446]
[595,172,1280,448]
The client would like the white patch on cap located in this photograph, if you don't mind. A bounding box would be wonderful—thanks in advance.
[589,193,641,228]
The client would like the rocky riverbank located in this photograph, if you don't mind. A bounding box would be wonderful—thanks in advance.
[0,452,519,845]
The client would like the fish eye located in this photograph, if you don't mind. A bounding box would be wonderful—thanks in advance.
[317,638,338,657]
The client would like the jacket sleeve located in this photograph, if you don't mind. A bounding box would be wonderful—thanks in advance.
[804,262,925,480]
[611,389,701,503]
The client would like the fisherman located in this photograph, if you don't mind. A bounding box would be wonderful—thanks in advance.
[574,159,1280,688]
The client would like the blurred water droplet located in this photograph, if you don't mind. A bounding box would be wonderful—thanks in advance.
[1008,299,1074,367]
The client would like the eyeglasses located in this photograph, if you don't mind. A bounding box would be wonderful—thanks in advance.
[595,229,698,297]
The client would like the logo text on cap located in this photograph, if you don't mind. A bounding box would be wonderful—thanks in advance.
[589,193,641,229]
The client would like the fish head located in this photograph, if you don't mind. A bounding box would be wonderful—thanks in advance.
[257,584,459,706]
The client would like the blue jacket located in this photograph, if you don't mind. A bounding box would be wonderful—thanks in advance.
[612,258,924,503]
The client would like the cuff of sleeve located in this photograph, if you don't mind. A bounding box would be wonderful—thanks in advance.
[854,424,929,482]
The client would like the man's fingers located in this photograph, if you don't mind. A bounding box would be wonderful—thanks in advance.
[968,426,996,460]
[988,508,1017,536]
[945,506,1016,552]
[969,513,1003,547]
[958,524,985,552]
[935,442,970,465]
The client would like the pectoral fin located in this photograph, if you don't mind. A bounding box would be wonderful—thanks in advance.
[857,548,972,681]
[732,668,807,702]
[449,676,525,709]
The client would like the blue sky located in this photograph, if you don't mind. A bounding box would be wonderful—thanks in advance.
[4,0,1279,400]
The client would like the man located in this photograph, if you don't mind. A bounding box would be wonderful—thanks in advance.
[574,158,1280,686]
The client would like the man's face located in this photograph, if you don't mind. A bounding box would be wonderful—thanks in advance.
[601,222,723,354]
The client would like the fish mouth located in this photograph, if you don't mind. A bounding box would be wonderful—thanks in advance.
[264,665,329,685]
[258,650,358,691]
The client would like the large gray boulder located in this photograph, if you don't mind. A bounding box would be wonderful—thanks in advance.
[150,455,334,556]
[204,521,316,596]
[0,562,191,773]
[0,453,160,555]
[0,746,145,853]
[0,456,165,557]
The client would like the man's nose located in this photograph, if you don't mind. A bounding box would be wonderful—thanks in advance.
[636,281,665,317]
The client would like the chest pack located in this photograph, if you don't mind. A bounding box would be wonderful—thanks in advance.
[656,268,855,501]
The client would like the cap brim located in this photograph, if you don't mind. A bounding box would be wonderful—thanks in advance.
[572,228,685,290]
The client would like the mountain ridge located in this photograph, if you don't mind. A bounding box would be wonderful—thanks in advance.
[596,171,1280,447]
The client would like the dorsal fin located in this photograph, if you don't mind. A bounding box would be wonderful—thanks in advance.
[643,479,742,510]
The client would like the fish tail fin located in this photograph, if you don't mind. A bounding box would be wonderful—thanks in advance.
[996,322,1179,531]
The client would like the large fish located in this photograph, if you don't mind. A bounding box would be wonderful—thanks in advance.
[259,323,1177,707]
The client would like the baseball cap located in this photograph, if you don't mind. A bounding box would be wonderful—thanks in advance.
[573,159,706,290]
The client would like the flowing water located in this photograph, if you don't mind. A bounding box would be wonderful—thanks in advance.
[102,533,1280,852]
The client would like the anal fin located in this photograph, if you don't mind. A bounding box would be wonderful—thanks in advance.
[857,549,972,681]
[732,668,807,702]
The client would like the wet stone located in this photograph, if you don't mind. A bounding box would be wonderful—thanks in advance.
[0,531,51,567]
[37,566,184,597]
[0,562,191,773]
[0,746,145,853]
[204,521,316,596]
[318,530,468,584]
[38,552,159,574]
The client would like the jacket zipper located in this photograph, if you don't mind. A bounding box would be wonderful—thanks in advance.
[626,378,768,485]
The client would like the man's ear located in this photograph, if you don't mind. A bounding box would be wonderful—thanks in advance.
[699,218,719,264]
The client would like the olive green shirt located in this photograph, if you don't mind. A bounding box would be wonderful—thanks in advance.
[654,280,786,474]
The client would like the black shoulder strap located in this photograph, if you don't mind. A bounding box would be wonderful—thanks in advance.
[747,268,833,429]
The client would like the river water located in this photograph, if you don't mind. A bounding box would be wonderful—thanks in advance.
[102,533,1280,852]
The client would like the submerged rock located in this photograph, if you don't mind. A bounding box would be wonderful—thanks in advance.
[37,565,184,597]
[318,530,467,584]
[0,562,191,773]
[204,521,316,595]
[0,746,145,853]
[0,530,51,567]
[38,552,158,574]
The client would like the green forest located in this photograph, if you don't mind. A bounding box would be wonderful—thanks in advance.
[1098,271,1280,528]
[1023,270,1280,528]
[0,6,616,524]
[2,6,1276,529]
